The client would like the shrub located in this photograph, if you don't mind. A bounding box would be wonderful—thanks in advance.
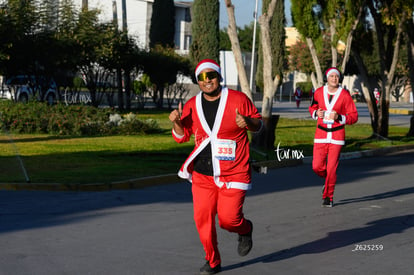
[0,101,161,136]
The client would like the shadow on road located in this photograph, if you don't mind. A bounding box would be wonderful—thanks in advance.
[223,214,414,272]
[1,151,413,238]
[336,186,414,206]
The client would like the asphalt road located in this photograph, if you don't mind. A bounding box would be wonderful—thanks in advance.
[1,149,414,275]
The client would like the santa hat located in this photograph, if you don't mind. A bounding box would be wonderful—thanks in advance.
[195,59,222,79]
[325,67,341,78]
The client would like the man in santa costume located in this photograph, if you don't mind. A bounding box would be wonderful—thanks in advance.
[309,67,358,207]
[374,88,380,105]
[169,59,262,274]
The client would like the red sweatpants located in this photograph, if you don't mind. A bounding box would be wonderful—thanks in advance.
[191,171,251,268]
[312,143,342,199]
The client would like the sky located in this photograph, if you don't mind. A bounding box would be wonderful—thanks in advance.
[218,0,292,29]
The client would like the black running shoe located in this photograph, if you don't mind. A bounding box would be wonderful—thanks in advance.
[238,220,253,256]
[200,261,221,275]
[322,197,333,207]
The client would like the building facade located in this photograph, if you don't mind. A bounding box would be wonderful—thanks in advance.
[72,0,192,52]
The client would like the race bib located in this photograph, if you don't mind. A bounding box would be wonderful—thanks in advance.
[323,111,334,124]
[214,139,236,161]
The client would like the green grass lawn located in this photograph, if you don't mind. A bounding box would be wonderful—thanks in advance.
[1,111,413,184]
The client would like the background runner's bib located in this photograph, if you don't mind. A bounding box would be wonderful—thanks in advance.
[323,111,334,124]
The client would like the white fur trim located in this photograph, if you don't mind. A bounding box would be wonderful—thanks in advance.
[195,62,221,78]
[326,68,340,78]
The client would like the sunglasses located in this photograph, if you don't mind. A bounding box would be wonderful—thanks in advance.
[197,71,219,81]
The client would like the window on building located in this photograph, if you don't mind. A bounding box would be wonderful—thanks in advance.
[185,8,191,22]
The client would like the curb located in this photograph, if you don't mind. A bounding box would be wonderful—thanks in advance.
[0,174,182,192]
[2,145,414,192]
[389,108,413,115]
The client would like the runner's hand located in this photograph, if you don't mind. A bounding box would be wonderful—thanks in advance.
[235,108,247,128]
[169,102,182,124]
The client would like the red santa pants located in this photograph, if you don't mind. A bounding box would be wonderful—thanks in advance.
[312,143,342,199]
[191,171,251,268]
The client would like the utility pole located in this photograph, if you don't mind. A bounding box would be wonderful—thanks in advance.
[112,0,118,27]
[82,0,88,10]
[122,0,127,32]
[121,0,131,110]
[112,1,124,111]
[249,0,259,94]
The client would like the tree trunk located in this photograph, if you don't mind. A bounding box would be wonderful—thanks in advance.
[368,3,405,139]
[340,5,363,72]
[252,114,279,150]
[251,0,280,150]
[377,17,403,138]
[351,49,378,134]
[224,0,252,100]
[310,72,318,91]
[408,116,414,136]
[405,25,414,136]
[117,68,124,111]
[330,19,337,67]
[90,89,98,107]
[124,71,131,110]
[157,85,164,108]
[378,98,389,138]
[225,0,280,150]
[305,37,323,86]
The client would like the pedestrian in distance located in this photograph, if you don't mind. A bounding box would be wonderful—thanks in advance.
[309,67,358,207]
[294,86,302,108]
[169,59,262,274]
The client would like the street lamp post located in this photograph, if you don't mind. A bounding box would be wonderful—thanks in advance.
[249,0,259,94]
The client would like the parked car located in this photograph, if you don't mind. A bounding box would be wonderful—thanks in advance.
[1,75,58,104]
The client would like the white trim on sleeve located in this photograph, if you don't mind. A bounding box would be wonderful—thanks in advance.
[172,129,185,139]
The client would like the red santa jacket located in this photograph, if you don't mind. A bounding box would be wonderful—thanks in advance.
[172,87,262,190]
[309,85,358,145]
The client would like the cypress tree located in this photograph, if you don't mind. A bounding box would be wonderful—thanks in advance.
[149,0,175,48]
[189,0,220,68]
[270,0,285,79]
